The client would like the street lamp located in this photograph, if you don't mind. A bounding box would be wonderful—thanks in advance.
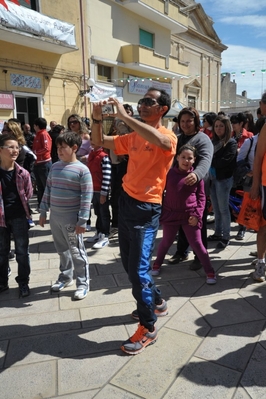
[79,77,95,96]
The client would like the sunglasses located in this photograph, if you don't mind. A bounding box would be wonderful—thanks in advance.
[69,120,79,125]
[137,98,159,107]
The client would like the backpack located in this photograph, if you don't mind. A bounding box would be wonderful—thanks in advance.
[233,137,253,187]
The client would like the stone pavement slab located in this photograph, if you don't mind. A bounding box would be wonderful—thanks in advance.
[1,204,266,398]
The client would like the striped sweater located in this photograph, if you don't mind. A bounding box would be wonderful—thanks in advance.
[87,147,112,196]
[39,160,93,227]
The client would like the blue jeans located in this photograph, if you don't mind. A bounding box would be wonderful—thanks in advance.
[118,190,162,331]
[34,161,52,206]
[210,176,233,240]
[0,217,30,286]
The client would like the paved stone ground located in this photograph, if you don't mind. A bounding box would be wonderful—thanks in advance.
[1,196,266,399]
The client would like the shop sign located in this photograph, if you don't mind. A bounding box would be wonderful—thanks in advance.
[0,92,14,109]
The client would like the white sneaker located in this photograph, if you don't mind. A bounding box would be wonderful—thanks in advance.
[92,233,109,249]
[51,279,74,292]
[86,232,99,243]
[74,287,88,300]
[252,262,266,282]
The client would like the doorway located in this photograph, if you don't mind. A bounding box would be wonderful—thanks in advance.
[13,93,43,130]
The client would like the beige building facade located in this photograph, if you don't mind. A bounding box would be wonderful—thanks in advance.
[0,0,89,130]
[0,0,226,131]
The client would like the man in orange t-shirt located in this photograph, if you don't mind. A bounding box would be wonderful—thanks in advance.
[91,88,177,355]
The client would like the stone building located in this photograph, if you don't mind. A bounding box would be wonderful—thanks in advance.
[220,72,260,118]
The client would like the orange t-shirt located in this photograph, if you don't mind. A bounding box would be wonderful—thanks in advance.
[113,126,177,204]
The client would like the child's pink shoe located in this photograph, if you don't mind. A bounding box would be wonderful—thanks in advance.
[151,263,161,276]
[206,273,217,285]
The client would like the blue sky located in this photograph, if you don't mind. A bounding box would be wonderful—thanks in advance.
[200,0,266,99]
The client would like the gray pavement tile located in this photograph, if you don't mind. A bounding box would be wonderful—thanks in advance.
[94,261,125,275]
[190,293,264,327]
[58,354,129,395]
[0,341,8,369]
[166,300,211,337]
[28,259,50,269]
[240,343,266,398]
[80,302,135,328]
[90,274,119,290]
[0,309,81,340]
[113,272,132,287]
[239,284,266,317]
[59,287,133,310]
[5,325,127,367]
[233,387,253,399]
[164,356,241,399]
[111,328,202,399]
[0,360,57,399]
[170,277,208,297]
[195,320,265,371]
[192,275,247,298]
[0,295,59,318]
[93,385,142,398]
[154,263,201,280]
[50,390,100,399]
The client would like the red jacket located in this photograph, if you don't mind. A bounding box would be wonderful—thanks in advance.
[32,129,52,163]
[87,147,109,192]
[232,128,253,149]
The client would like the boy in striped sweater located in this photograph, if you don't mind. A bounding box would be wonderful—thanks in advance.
[39,131,93,300]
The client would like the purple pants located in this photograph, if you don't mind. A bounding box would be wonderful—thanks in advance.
[155,223,214,275]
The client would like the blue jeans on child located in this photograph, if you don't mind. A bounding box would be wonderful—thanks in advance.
[210,176,233,240]
[0,216,30,286]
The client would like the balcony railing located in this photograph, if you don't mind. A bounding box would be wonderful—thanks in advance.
[121,45,188,77]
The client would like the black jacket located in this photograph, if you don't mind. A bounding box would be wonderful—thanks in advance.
[211,138,237,180]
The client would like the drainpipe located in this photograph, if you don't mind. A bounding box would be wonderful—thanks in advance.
[79,0,87,117]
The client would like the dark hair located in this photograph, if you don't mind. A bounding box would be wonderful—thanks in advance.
[55,131,82,151]
[230,112,247,126]
[34,117,47,130]
[177,144,197,157]
[218,111,226,116]
[8,118,21,126]
[257,107,262,115]
[0,134,18,147]
[123,104,134,115]
[177,107,201,133]
[244,111,255,133]
[51,124,65,135]
[261,92,266,104]
[203,112,217,126]
[213,115,232,145]
[255,116,266,134]
[146,87,171,117]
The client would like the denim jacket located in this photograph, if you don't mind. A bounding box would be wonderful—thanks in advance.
[0,162,33,227]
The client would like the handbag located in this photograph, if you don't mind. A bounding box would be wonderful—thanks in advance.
[233,137,253,187]
[236,192,262,231]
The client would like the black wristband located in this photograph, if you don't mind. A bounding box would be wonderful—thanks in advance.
[92,118,102,124]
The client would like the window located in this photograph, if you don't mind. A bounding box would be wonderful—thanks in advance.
[188,96,196,108]
[139,29,154,49]
[97,64,111,83]
[19,0,39,11]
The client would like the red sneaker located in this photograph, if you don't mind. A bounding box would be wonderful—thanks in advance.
[121,324,157,355]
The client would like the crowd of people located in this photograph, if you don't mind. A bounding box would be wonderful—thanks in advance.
[0,89,266,356]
